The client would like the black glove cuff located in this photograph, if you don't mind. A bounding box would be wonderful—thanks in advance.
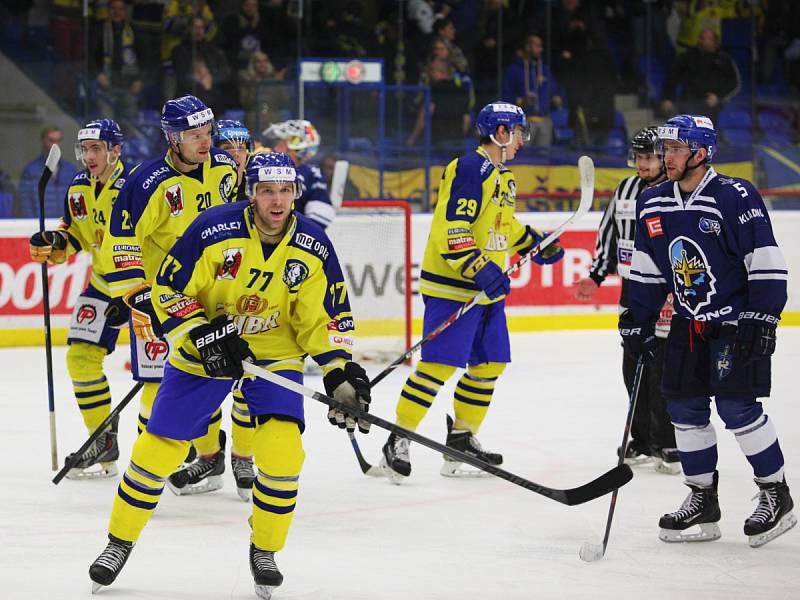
[323,368,346,397]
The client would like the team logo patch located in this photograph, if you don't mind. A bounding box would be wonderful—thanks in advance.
[76,304,97,324]
[645,216,663,237]
[69,193,88,220]
[698,217,721,235]
[164,183,184,216]
[669,236,717,316]
[283,260,309,290]
[236,293,268,314]
[216,247,243,280]
[219,173,234,201]
[716,344,733,380]
[144,340,169,362]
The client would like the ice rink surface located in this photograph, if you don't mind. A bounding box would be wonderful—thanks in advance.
[2,329,799,600]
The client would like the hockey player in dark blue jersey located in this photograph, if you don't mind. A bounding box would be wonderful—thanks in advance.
[621,114,795,548]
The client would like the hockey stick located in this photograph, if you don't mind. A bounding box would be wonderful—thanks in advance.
[329,160,349,208]
[579,357,645,561]
[38,143,62,471]
[52,381,144,485]
[348,155,596,475]
[244,361,631,505]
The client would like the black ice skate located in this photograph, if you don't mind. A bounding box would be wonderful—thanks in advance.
[167,430,226,495]
[658,471,721,543]
[653,447,682,475]
[250,543,283,600]
[617,439,652,467]
[440,414,502,478]
[66,416,120,480]
[89,534,134,593]
[232,454,255,502]
[744,478,797,548]
[380,432,411,485]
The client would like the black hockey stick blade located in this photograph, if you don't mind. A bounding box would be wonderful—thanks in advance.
[52,381,144,485]
[348,432,383,477]
[243,362,632,505]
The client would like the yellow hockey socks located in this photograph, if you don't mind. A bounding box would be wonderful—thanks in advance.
[66,343,111,433]
[453,362,506,433]
[395,361,456,431]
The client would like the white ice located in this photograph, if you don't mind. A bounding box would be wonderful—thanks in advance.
[2,329,799,600]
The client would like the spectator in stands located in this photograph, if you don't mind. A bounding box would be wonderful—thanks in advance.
[92,0,142,125]
[329,1,374,58]
[218,0,269,70]
[131,0,166,81]
[407,58,470,148]
[502,33,563,146]
[660,28,741,127]
[433,17,469,74]
[239,51,288,133]
[17,126,77,218]
[160,0,216,99]
[49,0,84,109]
[172,16,231,108]
[0,166,18,218]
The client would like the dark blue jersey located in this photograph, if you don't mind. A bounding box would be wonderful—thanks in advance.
[294,163,334,228]
[628,167,788,323]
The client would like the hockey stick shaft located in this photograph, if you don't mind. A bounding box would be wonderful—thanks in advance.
[38,144,61,471]
[243,361,631,505]
[52,380,144,485]
[369,155,595,389]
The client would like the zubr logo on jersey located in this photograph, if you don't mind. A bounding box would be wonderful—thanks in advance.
[216,248,243,280]
[76,304,97,324]
[164,183,183,217]
[669,236,717,316]
[144,340,169,362]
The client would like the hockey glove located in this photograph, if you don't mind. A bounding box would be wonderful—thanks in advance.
[190,316,255,379]
[323,361,372,434]
[519,226,565,266]
[103,297,131,329]
[735,311,779,362]
[29,230,68,264]
[619,310,658,363]
[468,256,510,300]
[123,284,163,341]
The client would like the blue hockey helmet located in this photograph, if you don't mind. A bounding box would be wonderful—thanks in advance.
[160,95,215,143]
[656,114,717,163]
[475,101,531,142]
[75,118,124,163]
[245,151,300,199]
[214,119,253,152]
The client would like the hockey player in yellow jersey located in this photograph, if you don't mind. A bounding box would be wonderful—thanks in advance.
[99,95,238,494]
[29,119,131,479]
[89,151,372,599]
[380,101,565,482]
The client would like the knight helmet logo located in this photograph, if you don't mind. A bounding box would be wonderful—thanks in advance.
[669,236,717,316]
[283,260,309,290]
[165,183,183,216]
[70,193,88,220]
[216,247,243,280]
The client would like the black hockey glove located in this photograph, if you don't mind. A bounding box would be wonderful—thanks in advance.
[103,296,131,329]
[323,361,372,434]
[618,310,658,363]
[735,311,779,363]
[190,316,255,379]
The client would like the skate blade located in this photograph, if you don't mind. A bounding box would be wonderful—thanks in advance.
[254,583,277,599]
[440,460,491,478]
[653,458,681,475]
[91,581,105,594]
[378,457,407,485]
[237,486,253,502]
[167,475,224,496]
[748,511,798,548]
[624,455,654,467]
[66,462,119,480]
[659,522,721,543]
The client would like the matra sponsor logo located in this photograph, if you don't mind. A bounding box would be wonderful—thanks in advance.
[144,340,169,361]
[112,244,140,252]
[164,183,183,216]
[112,254,142,269]
[447,235,476,251]
[141,166,170,190]
[327,317,354,332]
[234,311,280,334]
[294,232,330,261]
[738,208,764,225]
[165,297,202,318]
[69,193,88,220]
[236,293,268,314]
[699,217,721,235]
[76,304,97,324]
[200,221,241,240]
[329,333,354,347]
[645,216,663,237]
[216,247,243,280]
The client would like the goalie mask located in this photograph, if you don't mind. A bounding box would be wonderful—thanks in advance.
[262,119,321,162]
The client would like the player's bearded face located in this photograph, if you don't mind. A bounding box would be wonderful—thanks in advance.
[635,151,663,183]
[178,125,213,163]
[662,140,692,180]
[252,181,294,235]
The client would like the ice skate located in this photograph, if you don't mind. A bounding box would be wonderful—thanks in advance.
[89,534,134,593]
[232,454,255,502]
[380,433,411,484]
[440,414,502,477]
[167,431,226,495]
[617,439,652,467]
[659,471,721,543]
[653,447,682,475]
[745,478,797,548]
[250,543,283,599]
[66,416,120,480]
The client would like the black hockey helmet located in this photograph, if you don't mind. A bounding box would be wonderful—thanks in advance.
[627,126,661,169]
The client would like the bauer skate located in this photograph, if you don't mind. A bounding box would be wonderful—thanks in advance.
[250,544,283,599]
[440,414,502,477]
[89,534,134,593]
[232,454,255,502]
[66,416,119,480]
[653,447,682,475]
[380,433,411,484]
[659,471,721,543]
[167,431,226,495]
[744,478,797,548]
